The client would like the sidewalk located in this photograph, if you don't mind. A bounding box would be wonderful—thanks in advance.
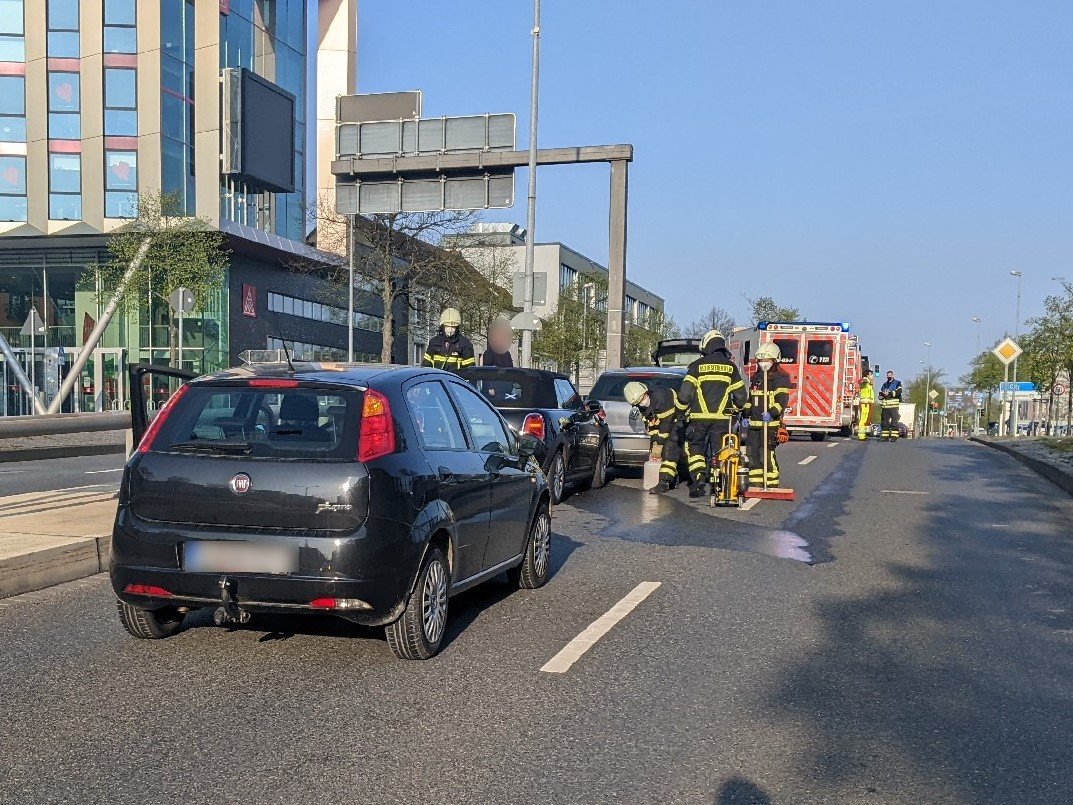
[0,430,127,463]
[0,486,116,598]
[971,436,1073,497]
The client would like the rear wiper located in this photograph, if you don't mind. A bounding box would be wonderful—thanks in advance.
[171,441,253,455]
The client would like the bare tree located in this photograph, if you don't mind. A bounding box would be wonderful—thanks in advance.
[683,306,736,338]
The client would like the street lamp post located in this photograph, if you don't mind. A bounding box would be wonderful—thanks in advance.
[1010,270,1023,435]
[971,316,981,433]
[923,341,932,438]
[519,0,542,369]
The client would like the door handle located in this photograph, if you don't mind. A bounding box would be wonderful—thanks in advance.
[437,466,455,483]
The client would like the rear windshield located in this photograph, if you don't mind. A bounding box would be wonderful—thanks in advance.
[806,339,834,365]
[460,371,556,409]
[589,373,684,402]
[150,384,362,460]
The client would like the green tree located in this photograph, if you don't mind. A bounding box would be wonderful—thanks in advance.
[1027,278,1073,432]
[963,349,1005,425]
[906,366,946,436]
[745,295,800,325]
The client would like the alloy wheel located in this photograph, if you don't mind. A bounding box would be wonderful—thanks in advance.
[532,512,551,578]
[421,559,448,645]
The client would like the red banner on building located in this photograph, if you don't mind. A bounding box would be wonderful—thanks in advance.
[242,285,256,317]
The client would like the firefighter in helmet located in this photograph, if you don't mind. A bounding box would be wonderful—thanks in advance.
[857,374,875,441]
[878,369,903,441]
[742,341,791,488]
[624,380,685,494]
[422,308,475,374]
[678,330,747,498]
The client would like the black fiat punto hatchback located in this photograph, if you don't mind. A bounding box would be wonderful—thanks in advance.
[111,363,551,660]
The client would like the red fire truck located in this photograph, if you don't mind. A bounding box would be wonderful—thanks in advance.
[727,322,867,442]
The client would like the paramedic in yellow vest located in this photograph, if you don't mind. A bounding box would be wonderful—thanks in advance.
[857,374,875,441]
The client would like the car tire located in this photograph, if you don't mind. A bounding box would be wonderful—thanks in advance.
[116,599,185,639]
[385,547,450,660]
[547,450,567,504]
[810,432,827,442]
[508,503,551,590]
[578,439,610,491]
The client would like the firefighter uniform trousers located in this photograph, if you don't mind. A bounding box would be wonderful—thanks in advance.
[677,347,747,487]
[880,402,900,440]
[742,368,791,488]
[857,402,872,441]
[745,425,780,487]
[641,386,683,484]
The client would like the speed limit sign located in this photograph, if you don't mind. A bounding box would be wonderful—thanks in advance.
[1054,383,1068,396]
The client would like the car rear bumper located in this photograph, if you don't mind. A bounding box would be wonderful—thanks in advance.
[608,432,650,466]
[109,507,417,626]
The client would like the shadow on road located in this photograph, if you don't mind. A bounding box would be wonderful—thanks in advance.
[771,441,1073,802]
[714,776,772,804]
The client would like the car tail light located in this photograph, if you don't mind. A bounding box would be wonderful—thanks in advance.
[309,597,372,610]
[357,389,395,462]
[522,412,545,441]
[124,584,173,597]
[136,383,190,454]
[248,378,299,388]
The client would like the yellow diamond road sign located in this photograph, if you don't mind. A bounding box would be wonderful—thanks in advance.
[992,337,1022,366]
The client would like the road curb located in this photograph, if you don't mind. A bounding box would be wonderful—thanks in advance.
[0,535,111,600]
[970,437,1073,497]
[0,443,126,464]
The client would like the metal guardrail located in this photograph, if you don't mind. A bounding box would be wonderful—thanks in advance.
[0,410,132,439]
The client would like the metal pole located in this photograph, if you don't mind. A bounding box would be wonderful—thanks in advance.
[46,238,152,414]
[177,307,184,371]
[606,160,628,370]
[520,0,541,369]
[348,213,355,362]
[0,330,45,414]
[1011,270,1022,436]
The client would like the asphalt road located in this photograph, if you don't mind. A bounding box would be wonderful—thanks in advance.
[1,437,1071,804]
[0,452,124,496]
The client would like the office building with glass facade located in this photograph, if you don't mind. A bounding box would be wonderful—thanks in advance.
[0,0,385,417]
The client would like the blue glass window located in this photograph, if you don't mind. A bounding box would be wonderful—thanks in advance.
[105,191,137,218]
[0,154,26,193]
[0,0,24,35]
[48,112,79,139]
[104,25,136,54]
[0,34,23,60]
[47,30,79,57]
[104,68,135,108]
[0,75,23,114]
[104,0,135,26]
[0,194,25,221]
[49,154,80,192]
[104,110,136,137]
[105,151,137,191]
[49,193,81,220]
[48,73,79,112]
[47,0,78,31]
[0,116,25,141]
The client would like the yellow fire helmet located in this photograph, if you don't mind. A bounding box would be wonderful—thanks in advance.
[756,341,782,362]
[623,381,648,406]
[439,308,461,327]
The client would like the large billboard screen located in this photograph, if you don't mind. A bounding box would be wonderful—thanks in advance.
[222,68,296,194]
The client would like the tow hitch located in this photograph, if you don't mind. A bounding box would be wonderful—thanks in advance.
[213,576,251,626]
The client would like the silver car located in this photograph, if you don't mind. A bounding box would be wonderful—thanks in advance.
[588,367,689,467]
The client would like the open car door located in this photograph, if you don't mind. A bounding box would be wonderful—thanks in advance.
[128,363,198,446]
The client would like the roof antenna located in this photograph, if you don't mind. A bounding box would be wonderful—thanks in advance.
[270,313,297,373]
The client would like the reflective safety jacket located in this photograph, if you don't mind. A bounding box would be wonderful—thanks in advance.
[879,378,903,409]
[678,346,747,422]
[639,385,684,446]
[742,367,791,427]
[422,329,475,374]
[859,381,875,405]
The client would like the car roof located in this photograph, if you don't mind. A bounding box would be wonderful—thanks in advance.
[458,366,570,382]
[192,363,454,387]
[599,366,688,375]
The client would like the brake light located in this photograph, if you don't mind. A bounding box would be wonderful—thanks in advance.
[124,584,173,597]
[522,412,545,440]
[137,383,190,454]
[248,378,299,388]
[357,389,395,462]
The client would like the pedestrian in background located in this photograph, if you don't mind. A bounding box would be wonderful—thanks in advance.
[878,369,903,441]
[481,319,515,367]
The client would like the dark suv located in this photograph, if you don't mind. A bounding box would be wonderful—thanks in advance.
[111,363,551,660]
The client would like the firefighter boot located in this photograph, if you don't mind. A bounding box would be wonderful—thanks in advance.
[649,480,672,495]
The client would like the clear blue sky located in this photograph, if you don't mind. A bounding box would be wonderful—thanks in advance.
[357,1,1073,381]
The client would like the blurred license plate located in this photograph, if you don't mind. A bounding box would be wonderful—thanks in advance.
[183,541,298,574]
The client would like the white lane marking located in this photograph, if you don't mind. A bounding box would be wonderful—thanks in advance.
[541,581,661,674]
[0,470,26,474]
[880,490,930,495]
[84,468,123,474]
[741,497,761,511]
[827,441,839,448]
[798,455,817,466]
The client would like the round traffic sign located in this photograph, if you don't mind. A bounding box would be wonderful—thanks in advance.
[1054,383,1068,397]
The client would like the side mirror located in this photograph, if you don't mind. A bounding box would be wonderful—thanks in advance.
[518,433,541,457]
[585,399,604,416]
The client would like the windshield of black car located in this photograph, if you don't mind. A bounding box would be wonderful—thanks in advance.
[149,385,362,459]
[462,372,557,409]
[589,373,684,402]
